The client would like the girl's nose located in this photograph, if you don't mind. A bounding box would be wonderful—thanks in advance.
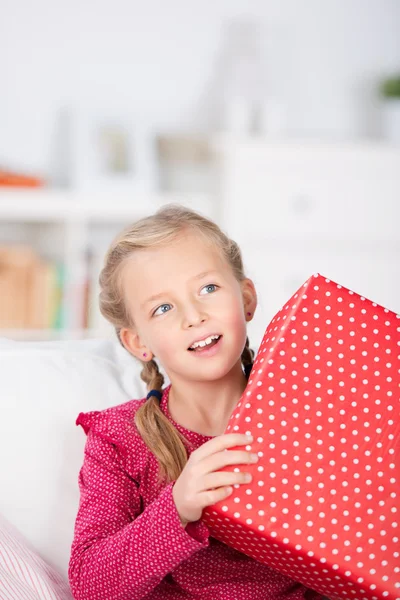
[182,306,207,329]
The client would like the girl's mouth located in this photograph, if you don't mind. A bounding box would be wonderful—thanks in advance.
[188,334,222,355]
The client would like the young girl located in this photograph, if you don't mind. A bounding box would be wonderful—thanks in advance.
[68,204,325,600]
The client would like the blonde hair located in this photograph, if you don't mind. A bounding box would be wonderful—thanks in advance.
[99,204,254,483]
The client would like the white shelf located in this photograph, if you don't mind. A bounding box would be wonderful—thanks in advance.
[0,328,114,341]
[0,188,219,341]
[0,189,215,222]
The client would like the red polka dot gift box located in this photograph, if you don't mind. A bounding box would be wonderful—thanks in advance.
[203,273,400,600]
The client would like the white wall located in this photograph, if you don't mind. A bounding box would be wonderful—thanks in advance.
[1,0,399,175]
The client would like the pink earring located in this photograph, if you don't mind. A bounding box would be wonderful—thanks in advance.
[247,312,251,317]
[143,353,147,358]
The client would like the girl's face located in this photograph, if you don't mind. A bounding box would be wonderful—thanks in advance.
[120,230,257,384]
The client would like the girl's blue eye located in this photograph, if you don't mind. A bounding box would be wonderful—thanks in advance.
[153,303,172,317]
[201,284,218,294]
[152,284,218,316]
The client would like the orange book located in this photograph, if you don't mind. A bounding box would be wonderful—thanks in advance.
[0,269,20,328]
[26,260,56,329]
[0,246,37,328]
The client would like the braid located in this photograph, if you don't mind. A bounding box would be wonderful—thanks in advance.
[135,357,189,483]
[241,336,255,369]
[140,359,164,399]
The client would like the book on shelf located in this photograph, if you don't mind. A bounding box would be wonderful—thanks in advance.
[0,244,112,335]
[0,246,61,330]
[0,245,88,332]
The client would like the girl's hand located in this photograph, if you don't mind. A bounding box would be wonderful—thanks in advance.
[172,433,258,527]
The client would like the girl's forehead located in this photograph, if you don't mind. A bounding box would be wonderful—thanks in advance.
[122,234,232,295]
[134,233,225,271]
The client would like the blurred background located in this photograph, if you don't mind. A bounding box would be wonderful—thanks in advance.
[0,0,399,348]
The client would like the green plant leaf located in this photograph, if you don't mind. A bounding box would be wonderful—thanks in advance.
[380,75,400,98]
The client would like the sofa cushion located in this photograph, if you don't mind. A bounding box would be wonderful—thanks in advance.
[0,337,147,578]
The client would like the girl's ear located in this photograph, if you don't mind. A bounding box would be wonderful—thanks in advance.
[119,327,153,361]
[241,278,257,321]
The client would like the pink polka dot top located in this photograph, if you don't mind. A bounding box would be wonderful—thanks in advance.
[68,384,326,600]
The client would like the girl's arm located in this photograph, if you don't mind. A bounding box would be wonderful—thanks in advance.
[68,430,209,600]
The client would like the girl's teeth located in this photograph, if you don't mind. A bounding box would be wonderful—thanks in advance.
[190,335,219,350]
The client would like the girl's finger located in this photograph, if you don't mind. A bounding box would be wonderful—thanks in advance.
[190,433,252,462]
[198,485,234,509]
[202,449,258,474]
[202,470,252,491]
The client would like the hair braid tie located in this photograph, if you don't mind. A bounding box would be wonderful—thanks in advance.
[146,389,162,402]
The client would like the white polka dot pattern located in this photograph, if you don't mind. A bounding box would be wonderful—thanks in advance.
[203,273,400,600]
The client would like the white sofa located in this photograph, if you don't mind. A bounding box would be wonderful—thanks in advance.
[0,336,148,595]
[0,336,334,600]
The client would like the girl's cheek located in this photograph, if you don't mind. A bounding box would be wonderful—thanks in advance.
[157,330,173,348]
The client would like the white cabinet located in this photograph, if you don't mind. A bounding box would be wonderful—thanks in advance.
[244,245,400,349]
[228,175,399,242]
[216,137,400,348]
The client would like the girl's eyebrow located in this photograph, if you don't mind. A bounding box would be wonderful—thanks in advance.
[141,270,219,308]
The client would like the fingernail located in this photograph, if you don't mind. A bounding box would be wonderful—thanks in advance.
[245,434,253,442]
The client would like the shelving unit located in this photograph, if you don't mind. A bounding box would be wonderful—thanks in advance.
[0,189,218,340]
[1,136,400,344]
